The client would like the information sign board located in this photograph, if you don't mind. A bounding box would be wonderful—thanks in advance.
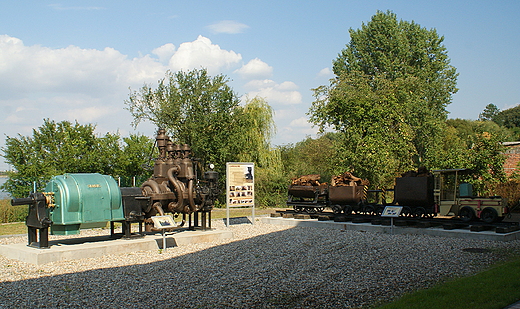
[381,206,403,217]
[151,215,176,229]
[226,162,254,226]
[151,215,176,251]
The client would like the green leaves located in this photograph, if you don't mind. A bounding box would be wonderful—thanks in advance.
[2,119,123,197]
[309,11,459,187]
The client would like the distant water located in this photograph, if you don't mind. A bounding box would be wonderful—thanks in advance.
[0,177,10,199]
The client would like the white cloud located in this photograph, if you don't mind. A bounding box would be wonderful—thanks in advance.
[0,35,162,97]
[317,67,333,78]
[152,43,176,64]
[0,34,249,162]
[270,112,320,145]
[65,105,117,123]
[243,79,302,105]
[168,35,242,75]
[290,117,313,127]
[207,20,250,34]
[234,58,273,80]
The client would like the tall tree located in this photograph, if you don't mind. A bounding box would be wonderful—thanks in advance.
[309,11,458,186]
[126,69,279,203]
[479,103,500,121]
[492,105,520,139]
[2,119,121,197]
[126,69,240,170]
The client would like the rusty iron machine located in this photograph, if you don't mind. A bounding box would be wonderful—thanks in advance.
[140,128,219,231]
[11,128,220,248]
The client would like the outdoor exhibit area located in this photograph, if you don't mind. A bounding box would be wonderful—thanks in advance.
[1,217,520,308]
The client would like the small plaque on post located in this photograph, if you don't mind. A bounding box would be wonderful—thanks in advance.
[151,215,176,229]
[381,206,403,218]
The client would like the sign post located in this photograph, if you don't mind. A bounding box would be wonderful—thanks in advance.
[151,215,176,252]
[381,206,403,235]
[226,162,254,227]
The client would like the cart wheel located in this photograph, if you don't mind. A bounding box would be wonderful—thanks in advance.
[343,205,352,215]
[332,205,343,214]
[459,206,475,222]
[481,207,498,223]
[413,207,426,218]
[364,205,375,215]
[306,207,316,214]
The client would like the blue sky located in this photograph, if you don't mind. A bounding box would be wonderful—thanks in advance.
[0,1,519,170]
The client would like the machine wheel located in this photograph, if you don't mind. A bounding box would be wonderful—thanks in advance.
[413,207,426,218]
[364,205,375,215]
[332,205,343,214]
[459,206,475,222]
[401,206,412,217]
[343,205,353,215]
[375,205,385,216]
[481,207,499,223]
[306,207,317,214]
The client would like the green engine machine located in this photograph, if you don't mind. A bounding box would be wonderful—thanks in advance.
[45,173,124,235]
[11,173,128,248]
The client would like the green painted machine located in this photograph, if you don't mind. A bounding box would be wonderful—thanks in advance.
[45,173,124,235]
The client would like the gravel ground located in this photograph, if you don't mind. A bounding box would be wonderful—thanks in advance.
[1,217,520,308]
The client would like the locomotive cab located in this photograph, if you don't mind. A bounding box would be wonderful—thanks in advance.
[433,169,508,223]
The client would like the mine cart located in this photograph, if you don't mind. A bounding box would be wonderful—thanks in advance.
[433,169,508,223]
[287,183,328,213]
[394,175,435,217]
[328,185,365,214]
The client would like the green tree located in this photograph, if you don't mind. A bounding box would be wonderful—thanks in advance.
[492,105,520,139]
[115,134,156,186]
[438,119,510,194]
[126,69,279,205]
[126,69,244,173]
[279,133,342,183]
[446,118,514,146]
[469,132,506,193]
[479,103,500,121]
[309,11,458,186]
[1,119,121,197]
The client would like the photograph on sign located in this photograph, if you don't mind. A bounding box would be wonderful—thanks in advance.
[151,215,176,229]
[226,163,254,207]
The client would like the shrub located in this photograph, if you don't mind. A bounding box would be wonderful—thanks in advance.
[0,199,28,223]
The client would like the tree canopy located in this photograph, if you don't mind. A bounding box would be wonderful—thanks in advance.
[309,11,459,187]
[479,103,500,122]
[126,69,276,173]
[2,119,122,197]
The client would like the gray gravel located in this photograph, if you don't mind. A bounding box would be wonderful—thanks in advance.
[1,218,520,308]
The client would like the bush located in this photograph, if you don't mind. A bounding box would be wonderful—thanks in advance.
[488,180,520,212]
[0,199,28,223]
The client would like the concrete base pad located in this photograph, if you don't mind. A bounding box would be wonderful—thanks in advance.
[262,217,520,241]
[0,229,233,265]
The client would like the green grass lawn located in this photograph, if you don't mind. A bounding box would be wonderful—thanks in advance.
[376,256,520,309]
[0,222,26,236]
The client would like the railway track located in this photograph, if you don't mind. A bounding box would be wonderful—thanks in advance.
[273,210,520,234]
